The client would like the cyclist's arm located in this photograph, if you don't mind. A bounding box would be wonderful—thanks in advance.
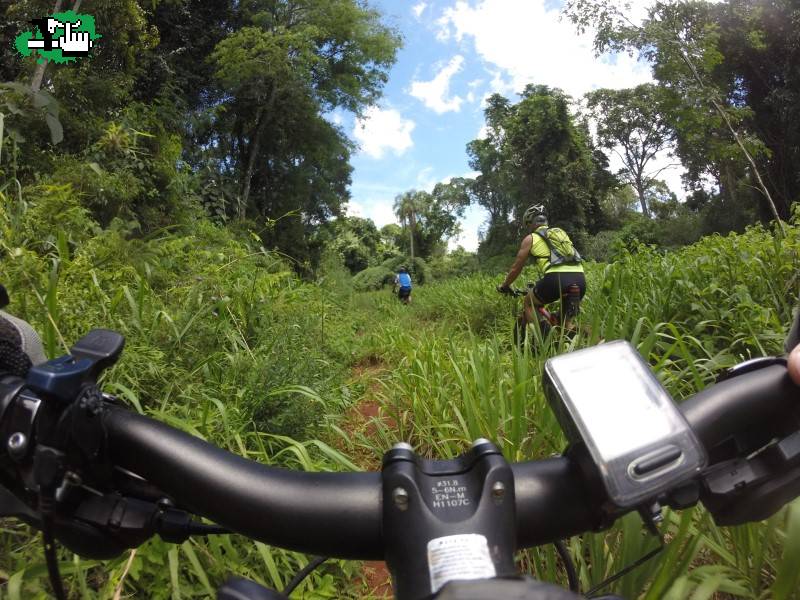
[500,235,532,288]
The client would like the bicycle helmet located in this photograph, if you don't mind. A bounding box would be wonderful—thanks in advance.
[522,204,547,227]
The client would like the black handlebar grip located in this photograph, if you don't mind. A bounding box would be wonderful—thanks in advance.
[680,364,800,449]
[512,457,600,548]
[102,408,384,559]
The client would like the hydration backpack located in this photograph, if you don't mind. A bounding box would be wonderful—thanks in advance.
[534,227,582,266]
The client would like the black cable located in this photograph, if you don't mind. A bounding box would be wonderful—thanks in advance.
[585,539,664,598]
[554,539,580,593]
[282,556,329,596]
[42,519,67,600]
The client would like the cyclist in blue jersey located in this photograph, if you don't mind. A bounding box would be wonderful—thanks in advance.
[394,266,412,304]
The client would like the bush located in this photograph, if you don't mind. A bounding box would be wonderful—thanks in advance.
[429,248,480,280]
[582,230,620,262]
[380,255,431,284]
[352,256,431,291]
[352,265,395,291]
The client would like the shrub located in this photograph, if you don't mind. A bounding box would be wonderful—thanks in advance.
[352,265,394,291]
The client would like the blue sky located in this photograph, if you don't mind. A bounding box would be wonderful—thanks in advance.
[338,0,685,251]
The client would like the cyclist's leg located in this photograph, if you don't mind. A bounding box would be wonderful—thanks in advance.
[524,283,548,324]
[531,273,559,319]
[560,272,586,329]
[529,274,560,338]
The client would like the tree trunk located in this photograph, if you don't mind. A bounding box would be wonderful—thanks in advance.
[240,86,278,220]
[31,0,73,92]
[408,210,416,263]
[240,108,265,220]
[634,176,649,218]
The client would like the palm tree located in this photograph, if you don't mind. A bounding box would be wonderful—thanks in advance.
[393,190,420,264]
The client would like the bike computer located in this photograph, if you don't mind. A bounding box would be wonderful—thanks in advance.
[543,340,706,508]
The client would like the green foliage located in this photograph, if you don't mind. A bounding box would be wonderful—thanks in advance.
[323,216,382,274]
[196,0,401,263]
[564,0,797,226]
[392,179,471,260]
[428,248,480,281]
[351,256,430,291]
[468,85,613,256]
[351,265,394,292]
[3,0,401,269]
[0,82,63,147]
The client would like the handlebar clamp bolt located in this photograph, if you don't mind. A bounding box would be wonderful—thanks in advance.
[491,481,506,503]
[392,487,410,511]
[7,432,28,459]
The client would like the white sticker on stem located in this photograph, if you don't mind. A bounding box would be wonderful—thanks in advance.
[427,534,496,593]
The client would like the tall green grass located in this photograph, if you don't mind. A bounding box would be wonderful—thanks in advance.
[2,185,800,598]
[336,220,800,598]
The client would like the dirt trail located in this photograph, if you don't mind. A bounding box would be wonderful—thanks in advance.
[339,354,397,597]
[339,354,397,469]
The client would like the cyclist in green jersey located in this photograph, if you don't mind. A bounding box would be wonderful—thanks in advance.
[497,204,586,330]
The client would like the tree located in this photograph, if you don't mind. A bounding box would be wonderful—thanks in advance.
[326,215,381,273]
[393,190,420,263]
[393,179,471,260]
[467,86,613,255]
[195,0,401,264]
[586,84,674,217]
[712,0,800,222]
[379,223,403,258]
[564,0,785,232]
[208,1,400,215]
[600,184,639,230]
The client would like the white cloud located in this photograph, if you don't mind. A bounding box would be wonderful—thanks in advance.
[450,204,489,252]
[412,2,427,18]
[353,107,415,159]
[347,199,398,227]
[409,55,466,114]
[437,0,653,99]
[417,166,437,191]
[346,200,364,218]
[348,200,394,226]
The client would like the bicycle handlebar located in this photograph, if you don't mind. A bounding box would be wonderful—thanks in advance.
[94,363,798,560]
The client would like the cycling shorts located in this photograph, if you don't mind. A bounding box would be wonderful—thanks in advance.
[532,272,586,304]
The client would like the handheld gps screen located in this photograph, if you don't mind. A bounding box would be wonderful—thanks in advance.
[543,341,706,508]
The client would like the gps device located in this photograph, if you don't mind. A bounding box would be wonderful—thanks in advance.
[543,340,706,508]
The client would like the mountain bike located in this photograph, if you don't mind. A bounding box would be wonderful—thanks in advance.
[1,323,800,599]
[500,283,583,349]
